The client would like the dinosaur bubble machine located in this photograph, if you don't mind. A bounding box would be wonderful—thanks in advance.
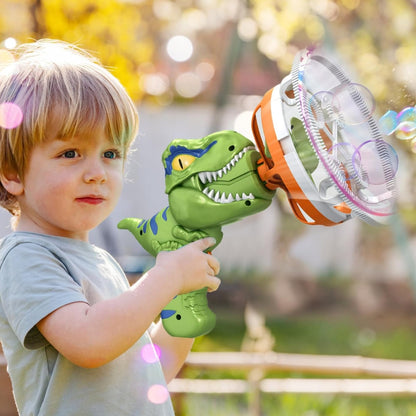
[119,47,398,338]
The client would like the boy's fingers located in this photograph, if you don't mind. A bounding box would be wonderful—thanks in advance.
[207,276,221,293]
[193,237,216,251]
[207,255,220,276]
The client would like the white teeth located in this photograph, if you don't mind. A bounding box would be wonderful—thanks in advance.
[199,146,257,204]
[198,146,255,185]
[202,188,254,204]
[226,193,234,203]
[199,172,208,184]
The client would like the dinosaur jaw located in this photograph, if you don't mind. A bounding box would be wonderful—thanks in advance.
[197,145,257,204]
[169,148,275,229]
[198,146,256,184]
[202,187,255,204]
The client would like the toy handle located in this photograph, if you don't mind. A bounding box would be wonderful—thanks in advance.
[160,288,216,338]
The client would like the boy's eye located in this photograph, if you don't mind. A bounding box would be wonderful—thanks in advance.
[103,149,121,159]
[62,150,78,158]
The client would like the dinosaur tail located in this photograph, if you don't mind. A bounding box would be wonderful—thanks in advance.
[117,217,144,231]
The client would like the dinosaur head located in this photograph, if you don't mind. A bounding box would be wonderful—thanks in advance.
[162,130,275,229]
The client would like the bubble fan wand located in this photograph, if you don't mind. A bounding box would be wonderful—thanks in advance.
[118,48,398,338]
[252,47,398,226]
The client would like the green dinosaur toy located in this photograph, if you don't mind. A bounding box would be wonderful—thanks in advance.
[118,130,275,338]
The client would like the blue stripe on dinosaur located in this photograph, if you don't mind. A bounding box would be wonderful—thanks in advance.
[150,213,158,235]
[161,309,176,319]
[143,221,148,233]
[162,206,169,221]
[164,140,217,175]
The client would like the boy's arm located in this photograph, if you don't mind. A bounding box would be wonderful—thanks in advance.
[150,320,194,384]
[37,238,220,369]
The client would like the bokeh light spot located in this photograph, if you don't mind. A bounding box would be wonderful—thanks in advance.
[141,343,161,364]
[175,72,201,98]
[4,37,17,50]
[166,35,193,62]
[0,103,23,129]
[147,384,169,404]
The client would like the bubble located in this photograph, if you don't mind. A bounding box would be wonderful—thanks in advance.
[395,121,416,141]
[379,110,398,135]
[397,106,416,123]
[333,83,375,125]
[0,102,23,129]
[141,343,161,364]
[352,139,398,186]
[147,384,169,404]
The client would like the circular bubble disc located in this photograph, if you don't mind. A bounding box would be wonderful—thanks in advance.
[333,83,375,125]
[327,142,358,181]
[352,139,398,186]
[309,90,340,127]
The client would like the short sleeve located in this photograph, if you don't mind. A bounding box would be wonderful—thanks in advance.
[0,242,88,349]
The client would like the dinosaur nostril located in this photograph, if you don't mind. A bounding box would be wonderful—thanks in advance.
[228,145,235,151]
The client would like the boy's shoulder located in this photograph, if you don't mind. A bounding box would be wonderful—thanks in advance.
[0,232,106,266]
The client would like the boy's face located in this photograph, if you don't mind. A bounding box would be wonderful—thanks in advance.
[14,124,125,240]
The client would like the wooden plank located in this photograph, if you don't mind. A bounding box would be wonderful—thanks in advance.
[169,378,416,396]
[185,352,416,378]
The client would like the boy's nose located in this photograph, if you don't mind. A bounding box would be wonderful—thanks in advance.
[83,160,107,183]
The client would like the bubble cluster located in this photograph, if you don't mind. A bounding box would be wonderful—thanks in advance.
[0,102,23,129]
[379,106,416,144]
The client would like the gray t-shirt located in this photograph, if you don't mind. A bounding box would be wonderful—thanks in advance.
[0,232,174,416]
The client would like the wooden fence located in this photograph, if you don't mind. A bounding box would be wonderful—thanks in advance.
[3,351,416,416]
[169,351,416,416]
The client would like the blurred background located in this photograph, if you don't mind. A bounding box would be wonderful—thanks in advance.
[1,0,416,415]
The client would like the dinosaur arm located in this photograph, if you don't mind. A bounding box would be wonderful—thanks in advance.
[172,225,209,243]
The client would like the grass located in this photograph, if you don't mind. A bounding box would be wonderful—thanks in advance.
[172,309,416,415]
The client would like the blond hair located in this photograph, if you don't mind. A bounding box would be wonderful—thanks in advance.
[0,39,139,216]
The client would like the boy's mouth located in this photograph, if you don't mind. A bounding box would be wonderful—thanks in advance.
[76,196,105,205]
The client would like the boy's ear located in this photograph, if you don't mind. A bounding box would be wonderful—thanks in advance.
[0,171,24,196]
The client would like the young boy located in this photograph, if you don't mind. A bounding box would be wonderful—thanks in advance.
[0,39,220,415]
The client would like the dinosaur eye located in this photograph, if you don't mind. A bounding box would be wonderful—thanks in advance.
[171,154,196,171]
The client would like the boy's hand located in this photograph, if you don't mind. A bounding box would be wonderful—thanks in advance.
[155,237,221,295]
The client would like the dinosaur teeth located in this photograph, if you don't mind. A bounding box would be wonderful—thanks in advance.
[203,188,254,204]
[198,146,255,185]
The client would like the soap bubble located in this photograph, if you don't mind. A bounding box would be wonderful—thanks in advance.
[379,110,398,135]
[0,102,23,129]
[334,83,375,125]
[352,139,398,186]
